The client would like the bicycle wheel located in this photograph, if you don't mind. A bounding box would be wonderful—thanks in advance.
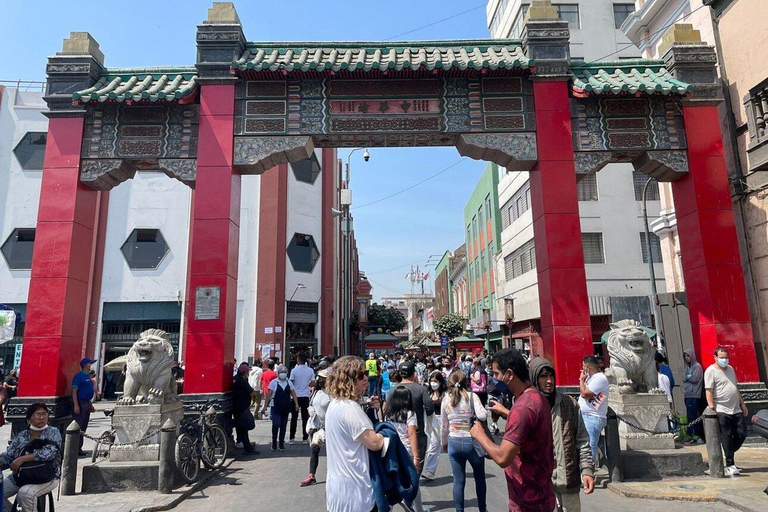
[91,430,113,463]
[200,424,228,469]
[175,433,200,483]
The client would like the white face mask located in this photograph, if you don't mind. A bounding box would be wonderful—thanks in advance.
[29,424,48,432]
[430,382,440,390]
[716,357,729,368]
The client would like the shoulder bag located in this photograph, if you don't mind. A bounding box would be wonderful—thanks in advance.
[468,391,493,459]
[14,438,59,486]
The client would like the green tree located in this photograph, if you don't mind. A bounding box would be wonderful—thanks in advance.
[367,303,406,333]
[434,313,465,338]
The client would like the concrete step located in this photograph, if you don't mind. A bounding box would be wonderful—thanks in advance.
[620,448,707,480]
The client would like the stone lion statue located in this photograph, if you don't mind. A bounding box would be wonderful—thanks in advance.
[605,319,659,393]
[117,329,178,405]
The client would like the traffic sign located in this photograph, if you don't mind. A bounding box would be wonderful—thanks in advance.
[440,334,449,350]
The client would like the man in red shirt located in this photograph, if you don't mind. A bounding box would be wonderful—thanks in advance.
[260,359,278,416]
[471,348,555,512]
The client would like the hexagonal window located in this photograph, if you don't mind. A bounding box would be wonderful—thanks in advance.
[287,233,319,273]
[290,153,321,184]
[1,228,36,270]
[13,132,47,170]
[120,229,169,269]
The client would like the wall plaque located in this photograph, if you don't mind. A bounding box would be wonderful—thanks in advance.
[195,286,221,320]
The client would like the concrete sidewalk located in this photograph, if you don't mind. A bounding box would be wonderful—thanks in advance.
[608,444,768,512]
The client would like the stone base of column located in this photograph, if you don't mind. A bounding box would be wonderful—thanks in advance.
[7,395,73,439]
[740,382,768,416]
[179,391,233,427]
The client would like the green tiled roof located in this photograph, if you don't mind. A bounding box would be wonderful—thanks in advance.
[570,59,693,96]
[232,40,533,74]
[73,67,198,103]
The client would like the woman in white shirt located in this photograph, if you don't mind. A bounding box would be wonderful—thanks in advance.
[325,356,384,512]
[441,370,488,512]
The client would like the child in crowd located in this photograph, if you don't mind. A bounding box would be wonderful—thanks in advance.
[385,386,424,512]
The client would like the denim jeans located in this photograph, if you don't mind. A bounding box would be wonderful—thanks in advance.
[684,397,703,439]
[581,413,606,466]
[367,376,379,397]
[447,436,486,512]
[271,409,289,448]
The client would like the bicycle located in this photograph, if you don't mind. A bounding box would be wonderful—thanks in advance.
[92,409,116,463]
[175,401,228,483]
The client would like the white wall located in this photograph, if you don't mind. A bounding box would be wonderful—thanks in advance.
[489,0,642,61]
[0,88,46,304]
[285,149,324,345]
[235,175,260,363]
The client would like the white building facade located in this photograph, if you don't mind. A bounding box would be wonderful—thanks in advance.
[487,1,667,357]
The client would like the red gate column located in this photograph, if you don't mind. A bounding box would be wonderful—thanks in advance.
[530,80,593,383]
[183,82,241,394]
[12,32,105,432]
[671,104,759,381]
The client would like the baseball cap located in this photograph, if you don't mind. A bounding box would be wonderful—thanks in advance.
[317,369,329,379]
[399,361,416,378]
[80,358,96,367]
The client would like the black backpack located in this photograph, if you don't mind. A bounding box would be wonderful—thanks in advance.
[14,438,59,486]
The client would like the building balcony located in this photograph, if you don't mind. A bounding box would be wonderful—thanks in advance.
[745,78,768,172]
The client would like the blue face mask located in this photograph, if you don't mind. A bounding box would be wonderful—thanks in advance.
[278,372,288,380]
[492,377,509,396]
[716,358,729,369]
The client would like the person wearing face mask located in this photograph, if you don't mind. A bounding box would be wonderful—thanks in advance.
[705,347,749,477]
[470,348,555,512]
[300,369,331,487]
[262,364,300,451]
[422,370,447,480]
[0,403,62,512]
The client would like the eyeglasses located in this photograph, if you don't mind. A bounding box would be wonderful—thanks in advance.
[356,371,367,381]
[32,412,49,418]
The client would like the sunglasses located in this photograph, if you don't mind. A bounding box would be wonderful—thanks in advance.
[356,371,367,381]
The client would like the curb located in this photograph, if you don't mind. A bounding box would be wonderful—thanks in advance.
[131,457,236,512]
[607,483,763,512]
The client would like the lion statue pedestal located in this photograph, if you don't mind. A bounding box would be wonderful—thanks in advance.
[110,329,184,462]
[604,320,674,450]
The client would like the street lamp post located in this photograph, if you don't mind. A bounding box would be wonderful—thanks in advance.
[641,177,662,337]
[342,148,369,355]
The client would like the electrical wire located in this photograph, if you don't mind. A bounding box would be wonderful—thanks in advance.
[583,3,708,64]
[366,257,430,276]
[368,278,408,296]
[352,157,468,210]
[384,3,488,41]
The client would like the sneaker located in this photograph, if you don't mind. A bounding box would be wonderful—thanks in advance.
[421,472,434,480]
[279,446,286,451]
[696,438,705,445]
[300,475,317,487]
[726,465,741,477]
[235,442,244,449]
[301,439,309,445]
[243,448,260,455]
[271,442,277,451]
[287,439,295,445]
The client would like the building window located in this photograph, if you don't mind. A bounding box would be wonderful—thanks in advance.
[633,171,660,201]
[290,153,321,184]
[613,4,635,29]
[485,194,492,221]
[287,233,320,272]
[582,233,605,264]
[487,241,494,270]
[13,132,47,170]
[467,225,472,243]
[640,232,663,264]
[510,4,530,38]
[501,181,531,229]
[1,228,36,270]
[120,229,169,269]
[480,251,486,275]
[477,206,483,227]
[557,5,580,29]
[472,216,478,239]
[577,174,599,201]
[504,239,536,281]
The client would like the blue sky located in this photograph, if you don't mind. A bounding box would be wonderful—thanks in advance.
[0,1,492,301]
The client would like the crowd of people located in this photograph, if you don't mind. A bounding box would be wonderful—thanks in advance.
[0,340,750,511]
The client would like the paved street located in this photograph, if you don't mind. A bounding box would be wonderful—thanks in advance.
[179,418,735,512]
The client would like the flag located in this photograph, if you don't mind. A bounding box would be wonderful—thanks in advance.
[423,271,430,280]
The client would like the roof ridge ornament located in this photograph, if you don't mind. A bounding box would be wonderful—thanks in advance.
[522,1,570,80]
[204,2,241,25]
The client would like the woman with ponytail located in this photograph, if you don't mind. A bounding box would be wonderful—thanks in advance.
[440,370,488,512]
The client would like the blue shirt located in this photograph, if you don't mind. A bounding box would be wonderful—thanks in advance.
[72,370,95,402]
[660,364,676,389]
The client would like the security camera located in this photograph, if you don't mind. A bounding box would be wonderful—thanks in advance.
[363,149,370,162]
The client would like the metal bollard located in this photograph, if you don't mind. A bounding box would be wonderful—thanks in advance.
[61,420,81,495]
[605,407,623,482]
[158,418,178,494]
[703,407,724,478]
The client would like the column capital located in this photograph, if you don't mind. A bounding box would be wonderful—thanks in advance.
[522,1,571,81]
[660,24,722,105]
[196,2,245,83]
[44,32,104,116]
